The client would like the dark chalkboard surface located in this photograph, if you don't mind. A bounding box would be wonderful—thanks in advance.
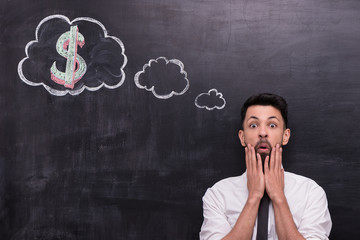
[0,0,359,239]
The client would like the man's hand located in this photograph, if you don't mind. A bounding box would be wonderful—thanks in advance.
[221,144,266,240]
[264,144,285,203]
[245,144,265,201]
[263,144,306,240]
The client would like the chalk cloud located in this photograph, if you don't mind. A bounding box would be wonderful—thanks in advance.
[134,57,189,99]
[18,14,127,96]
[195,89,226,110]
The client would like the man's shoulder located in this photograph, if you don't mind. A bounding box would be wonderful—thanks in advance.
[210,172,247,190]
[203,173,247,199]
[284,171,325,195]
[202,173,248,205]
[285,171,319,185]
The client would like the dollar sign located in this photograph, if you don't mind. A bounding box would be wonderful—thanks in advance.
[50,25,87,89]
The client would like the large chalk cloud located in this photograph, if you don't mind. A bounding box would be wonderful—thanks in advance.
[18,15,127,96]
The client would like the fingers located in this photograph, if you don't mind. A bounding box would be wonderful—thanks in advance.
[256,153,263,173]
[274,144,280,170]
[249,144,256,171]
[247,143,283,172]
[245,146,250,171]
[274,144,282,170]
[245,147,251,171]
[264,155,270,174]
[276,145,282,170]
[245,144,259,172]
[269,144,276,170]
[269,144,283,171]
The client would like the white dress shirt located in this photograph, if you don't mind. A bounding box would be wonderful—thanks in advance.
[200,171,332,240]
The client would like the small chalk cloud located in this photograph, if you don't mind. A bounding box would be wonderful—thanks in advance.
[18,14,127,96]
[134,57,189,99]
[195,89,226,110]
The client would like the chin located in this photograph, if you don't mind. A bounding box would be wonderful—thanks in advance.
[259,152,269,162]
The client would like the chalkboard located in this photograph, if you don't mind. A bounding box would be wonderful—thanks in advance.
[0,0,359,239]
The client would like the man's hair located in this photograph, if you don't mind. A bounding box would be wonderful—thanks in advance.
[240,93,288,129]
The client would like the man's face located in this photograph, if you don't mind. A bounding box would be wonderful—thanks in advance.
[238,105,290,159]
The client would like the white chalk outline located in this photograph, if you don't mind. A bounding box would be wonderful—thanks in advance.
[134,57,189,99]
[195,88,226,110]
[18,14,128,96]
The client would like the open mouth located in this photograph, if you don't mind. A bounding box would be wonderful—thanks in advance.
[257,147,269,153]
[256,143,270,153]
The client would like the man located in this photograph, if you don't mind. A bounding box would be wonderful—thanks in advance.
[200,93,332,240]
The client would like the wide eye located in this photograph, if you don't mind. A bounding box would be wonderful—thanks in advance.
[269,123,277,128]
[249,123,257,128]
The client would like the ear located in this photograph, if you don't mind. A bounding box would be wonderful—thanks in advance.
[238,130,246,147]
[282,128,291,145]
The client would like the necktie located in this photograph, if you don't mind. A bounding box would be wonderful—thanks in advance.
[256,192,270,240]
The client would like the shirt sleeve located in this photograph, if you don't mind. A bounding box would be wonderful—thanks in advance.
[199,188,232,240]
[298,185,332,240]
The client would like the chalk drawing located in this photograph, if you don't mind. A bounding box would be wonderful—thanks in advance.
[195,89,226,110]
[18,14,128,96]
[50,25,87,89]
[134,57,189,99]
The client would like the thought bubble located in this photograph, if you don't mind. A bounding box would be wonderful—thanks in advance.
[195,89,226,110]
[134,57,189,99]
[18,15,127,96]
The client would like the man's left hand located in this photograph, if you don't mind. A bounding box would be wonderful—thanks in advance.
[264,144,286,203]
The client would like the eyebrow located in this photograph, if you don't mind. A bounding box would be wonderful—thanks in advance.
[247,116,280,121]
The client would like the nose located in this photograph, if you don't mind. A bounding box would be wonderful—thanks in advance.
[259,126,268,139]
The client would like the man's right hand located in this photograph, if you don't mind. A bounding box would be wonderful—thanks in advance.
[221,144,268,240]
[245,144,266,201]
